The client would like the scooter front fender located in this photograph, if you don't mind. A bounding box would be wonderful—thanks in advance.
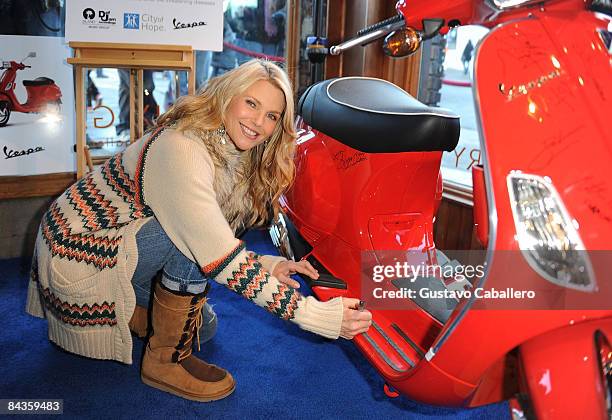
[519,316,612,419]
[0,92,12,106]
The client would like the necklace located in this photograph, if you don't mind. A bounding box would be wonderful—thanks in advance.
[215,125,229,145]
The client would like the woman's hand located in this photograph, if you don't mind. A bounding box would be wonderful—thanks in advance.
[272,259,319,289]
[340,298,372,339]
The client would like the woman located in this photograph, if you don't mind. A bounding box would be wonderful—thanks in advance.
[25,60,372,402]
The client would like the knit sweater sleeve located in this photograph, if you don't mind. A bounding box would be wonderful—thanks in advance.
[249,252,287,275]
[142,131,343,339]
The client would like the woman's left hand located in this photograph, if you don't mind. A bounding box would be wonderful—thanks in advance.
[272,260,319,289]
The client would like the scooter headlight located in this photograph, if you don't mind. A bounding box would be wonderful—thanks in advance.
[507,172,596,291]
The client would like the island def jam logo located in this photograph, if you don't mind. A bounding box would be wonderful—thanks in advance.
[82,8,95,20]
[81,7,117,28]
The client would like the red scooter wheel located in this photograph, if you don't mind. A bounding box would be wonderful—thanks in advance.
[0,101,10,127]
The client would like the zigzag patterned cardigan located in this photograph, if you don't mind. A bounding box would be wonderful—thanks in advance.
[25,128,343,364]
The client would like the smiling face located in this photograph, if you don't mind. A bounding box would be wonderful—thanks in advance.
[223,79,285,151]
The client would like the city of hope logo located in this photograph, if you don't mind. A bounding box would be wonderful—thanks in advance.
[124,13,140,29]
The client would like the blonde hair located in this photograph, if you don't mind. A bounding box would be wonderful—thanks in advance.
[156,59,297,229]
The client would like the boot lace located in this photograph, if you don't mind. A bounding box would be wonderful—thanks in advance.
[153,293,207,361]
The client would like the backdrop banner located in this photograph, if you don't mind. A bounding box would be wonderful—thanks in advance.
[65,0,223,51]
[0,35,75,176]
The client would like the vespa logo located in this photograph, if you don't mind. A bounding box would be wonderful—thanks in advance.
[172,18,207,30]
[124,13,140,30]
[499,69,562,102]
[3,145,45,160]
[83,8,95,20]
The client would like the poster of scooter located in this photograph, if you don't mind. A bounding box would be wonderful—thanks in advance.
[0,35,75,176]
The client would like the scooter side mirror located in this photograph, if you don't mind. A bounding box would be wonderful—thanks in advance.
[23,52,36,63]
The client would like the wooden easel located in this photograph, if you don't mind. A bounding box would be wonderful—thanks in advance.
[68,42,195,178]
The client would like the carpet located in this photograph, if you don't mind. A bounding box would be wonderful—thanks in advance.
[0,229,508,419]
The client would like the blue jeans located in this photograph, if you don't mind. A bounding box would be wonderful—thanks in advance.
[132,217,217,343]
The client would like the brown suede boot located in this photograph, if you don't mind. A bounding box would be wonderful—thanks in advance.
[141,283,235,402]
[128,305,149,338]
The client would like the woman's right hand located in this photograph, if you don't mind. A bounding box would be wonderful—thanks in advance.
[340,298,372,339]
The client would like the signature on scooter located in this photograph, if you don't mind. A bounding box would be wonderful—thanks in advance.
[333,150,367,170]
[3,145,45,160]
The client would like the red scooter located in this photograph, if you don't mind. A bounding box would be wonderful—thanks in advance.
[0,52,62,127]
[271,0,612,418]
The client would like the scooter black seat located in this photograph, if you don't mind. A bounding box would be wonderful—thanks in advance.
[23,77,55,87]
[298,77,460,153]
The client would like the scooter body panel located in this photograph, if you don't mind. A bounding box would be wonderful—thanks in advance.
[432,310,612,394]
[281,0,612,411]
[0,62,18,91]
[518,316,612,419]
[289,123,442,253]
[429,6,612,402]
[22,84,62,112]
[286,122,450,382]
[286,122,444,295]
[474,10,612,252]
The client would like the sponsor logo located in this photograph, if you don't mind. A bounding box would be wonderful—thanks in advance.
[124,13,140,29]
[499,69,562,102]
[140,14,164,32]
[99,10,117,24]
[172,18,206,30]
[81,8,116,27]
[3,145,45,160]
[83,8,95,20]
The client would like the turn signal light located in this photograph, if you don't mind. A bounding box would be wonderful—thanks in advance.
[383,27,421,58]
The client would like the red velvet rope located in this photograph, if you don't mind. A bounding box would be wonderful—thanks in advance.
[442,78,472,87]
[223,41,286,62]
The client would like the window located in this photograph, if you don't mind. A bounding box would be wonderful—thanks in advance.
[418,25,489,193]
[85,68,186,162]
[85,0,291,164]
[196,0,288,83]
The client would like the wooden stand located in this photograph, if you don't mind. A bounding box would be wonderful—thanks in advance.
[68,42,195,178]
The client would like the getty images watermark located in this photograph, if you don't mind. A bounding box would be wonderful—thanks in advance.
[370,260,536,301]
[360,250,610,311]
